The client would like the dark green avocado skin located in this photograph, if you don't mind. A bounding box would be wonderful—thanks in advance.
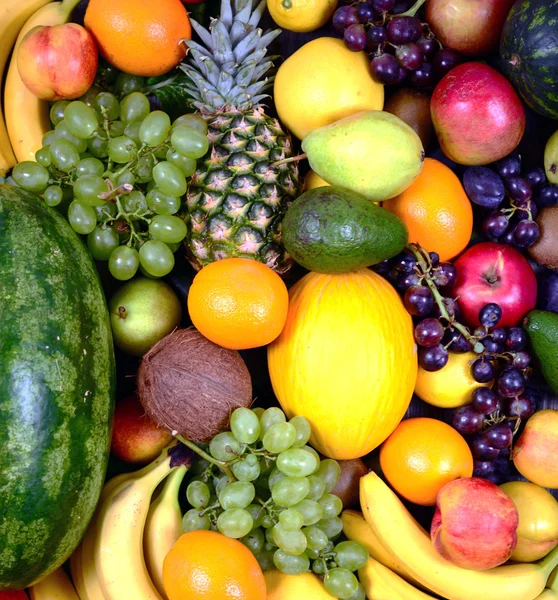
[524,309,558,394]
[282,185,408,274]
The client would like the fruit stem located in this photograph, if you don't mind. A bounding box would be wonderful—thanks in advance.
[398,0,427,17]
[174,434,237,482]
[271,153,307,168]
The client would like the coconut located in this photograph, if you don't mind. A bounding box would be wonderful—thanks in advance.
[137,327,253,442]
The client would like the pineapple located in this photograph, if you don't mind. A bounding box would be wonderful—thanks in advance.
[180,0,302,275]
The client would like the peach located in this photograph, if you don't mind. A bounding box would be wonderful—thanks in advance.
[431,477,519,570]
[513,409,558,489]
[17,23,98,101]
[111,395,173,464]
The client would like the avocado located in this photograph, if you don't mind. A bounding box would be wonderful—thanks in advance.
[524,309,558,394]
[282,186,408,274]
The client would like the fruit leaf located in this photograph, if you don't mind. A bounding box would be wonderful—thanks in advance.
[144,70,194,121]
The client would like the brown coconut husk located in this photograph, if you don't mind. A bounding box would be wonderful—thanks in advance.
[137,327,253,442]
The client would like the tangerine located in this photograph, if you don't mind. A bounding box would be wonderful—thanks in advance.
[187,258,289,350]
[379,417,474,506]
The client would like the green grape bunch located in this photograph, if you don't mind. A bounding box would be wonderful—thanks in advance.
[181,407,369,600]
[11,90,209,281]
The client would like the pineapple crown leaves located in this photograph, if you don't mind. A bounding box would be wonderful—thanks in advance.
[180,0,281,113]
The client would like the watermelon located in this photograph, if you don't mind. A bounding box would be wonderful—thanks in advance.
[0,185,115,589]
[500,0,558,119]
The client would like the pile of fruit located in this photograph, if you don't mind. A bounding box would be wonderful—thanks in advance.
[2,0,558,599]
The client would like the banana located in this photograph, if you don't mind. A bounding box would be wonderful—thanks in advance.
[28,566,79,600]
[0,0,52,174]
[360,472,558,600]
[549,565,558,591]
[3,0,82,163]
[144,465,187,599]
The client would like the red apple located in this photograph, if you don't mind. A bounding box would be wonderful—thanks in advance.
[431,477,519,570]
[111,395,173,464]
[431,63,525,165]
[426,0,516,56]
[17,23,98,101]
[452,242,537,328]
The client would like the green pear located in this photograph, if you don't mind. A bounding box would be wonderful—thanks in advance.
[301,110,425,201]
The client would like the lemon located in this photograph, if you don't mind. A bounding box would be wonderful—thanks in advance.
[268,0,338,33]
[304,170,330,190]
[274,37,384,140]
[414,351,492,408]
[264,570,336,599]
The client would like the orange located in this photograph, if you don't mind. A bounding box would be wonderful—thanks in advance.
[162,530,266,600]
[84,0,191,77]
[187,258,289,350]
[384,158,473,262]
[379,417,474,506]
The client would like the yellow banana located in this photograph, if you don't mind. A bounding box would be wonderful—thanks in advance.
[4,0,81,163]
[549,565,558,591]
[360,472,558,600]
[0,0,52,174]
[537,591,558,600]
[28,566,79,600]
[144,465,187,599]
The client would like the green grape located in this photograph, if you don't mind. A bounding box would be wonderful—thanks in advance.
[166,241,180,253]
[346,583,366,600]
[107,136,137,163]
[122,190,148,216]
[114,73,145,98]
[278,509,304,531]
[94,92,120,121]
[172,113,208,135]
[170,125,209,159]
[334,541,368,571]
[116,169,135,188]
[182,508,211,533]
[231,456,260,482]
[148,215,186,244]
[79,152,93,160]
[260,512,274,529]
[120,91,150,123]
[50,100,69,125]
[318,459,341,493]
[291,499,323,527]
[124,120,142,146]
[265,526,277,548]
[255,549,276,572]
[317,516,343,539]
[260,407,286,437]
[79,86,102,108]
[54,120,88,152]
[319,494,343,518]
[138,239,174,277]
[262,422,297,454]
[217,508,253,539]
[272,523,307,555]
[245,503,265,529]
[290,416,312,448]
[42,130,57,146]
[144,189,180,215]
[12,162,49,192]
[76,157,105,177]
[215,474,232,496]
[35,146,51,167]
[50,140,80,172]
[187,480,210,509]
[96,61,119,85]
[74,175,109,206]
[108,245,139,281]
[87,225,119,261]
[324,568,359,600]
[154,144,170,160]
[306,475,326,501]
[306,547,320,560]
[302,445,321,473]
[139,110,171,147]
[230,407,261,444]
[252,407,266,420]
[276,448,318,478]
[258,455,274,481]
[303,525,329,551]
[273,549,309,575]
[312,559,326,575]
[268,468,287,491]
[109,120,126,138]
[152,161,186,197]
[134,154,155,184]
[209,432,243,462]
[64,101,99,139]
[218,481,255,510]
[166,148,197,177]
[43,185,63,207]
[68,200,97,235]
[241,527,265,554]
[87,135,109,159]
[271,476,310,508]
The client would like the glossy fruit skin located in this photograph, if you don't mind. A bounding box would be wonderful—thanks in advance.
[0,185,115,589]
[452,242,537,328]
[265,570,336,599]
[500,0,558,119]
[431,62,526,165]
[268,269,417,460]
[267,0,338,33]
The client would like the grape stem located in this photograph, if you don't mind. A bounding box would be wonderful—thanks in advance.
[398,0,427,17]
[175,434,237,482]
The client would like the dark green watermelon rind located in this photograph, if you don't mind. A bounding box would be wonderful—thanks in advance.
[500,0,558,119]
[0,185,116,589]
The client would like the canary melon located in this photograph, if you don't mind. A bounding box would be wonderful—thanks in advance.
[267,269,417,460]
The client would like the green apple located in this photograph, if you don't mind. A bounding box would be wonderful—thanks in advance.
[109,277,182,356]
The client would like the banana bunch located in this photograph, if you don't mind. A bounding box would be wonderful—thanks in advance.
[342,473,558,600]
[28,566,79,599]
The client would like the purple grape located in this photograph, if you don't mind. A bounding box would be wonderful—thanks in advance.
[443,328,473,353]
[418,344,449,371]
[482,212,509,239]
[506,176,532,203]
[512,351,531,370]
[478,303,502,328]
[473,460,495,478]
[471,387,499,414]
[470,435,500,461]
[370,53,400,84]
[471,358,495,383]
[332,6,359,31]
[404,285,434,316]
[396,271,420,291]
[487,472,506,485]
[409,62,435,87]
[462,167,505,209]
[482,336,504,354]
[414,318,445,347]
[495,153,521,180]
[536,184,558,207]
[492,328,507,344]
[386,16,421,44]
[435,263,457,288]
[395,43,423,70]
[393,253,417,273]
[416,36,437,59]
[429,252,440,266]
[344,23,367,52]
[452,405,485,435]
[373,0,395,12]
[357,1,375,22]
[505,394,535,419]
[433,48,462,78]
[525,167,546,189]
[432,297,459,321]
[486,424,513,449]
[513,220,539,248]
[497,367,525,398]
[366,25,388,49]
[506,328,527,351]
[500,227,517,247]
[393,66,408,85]
[393,0,414,11]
